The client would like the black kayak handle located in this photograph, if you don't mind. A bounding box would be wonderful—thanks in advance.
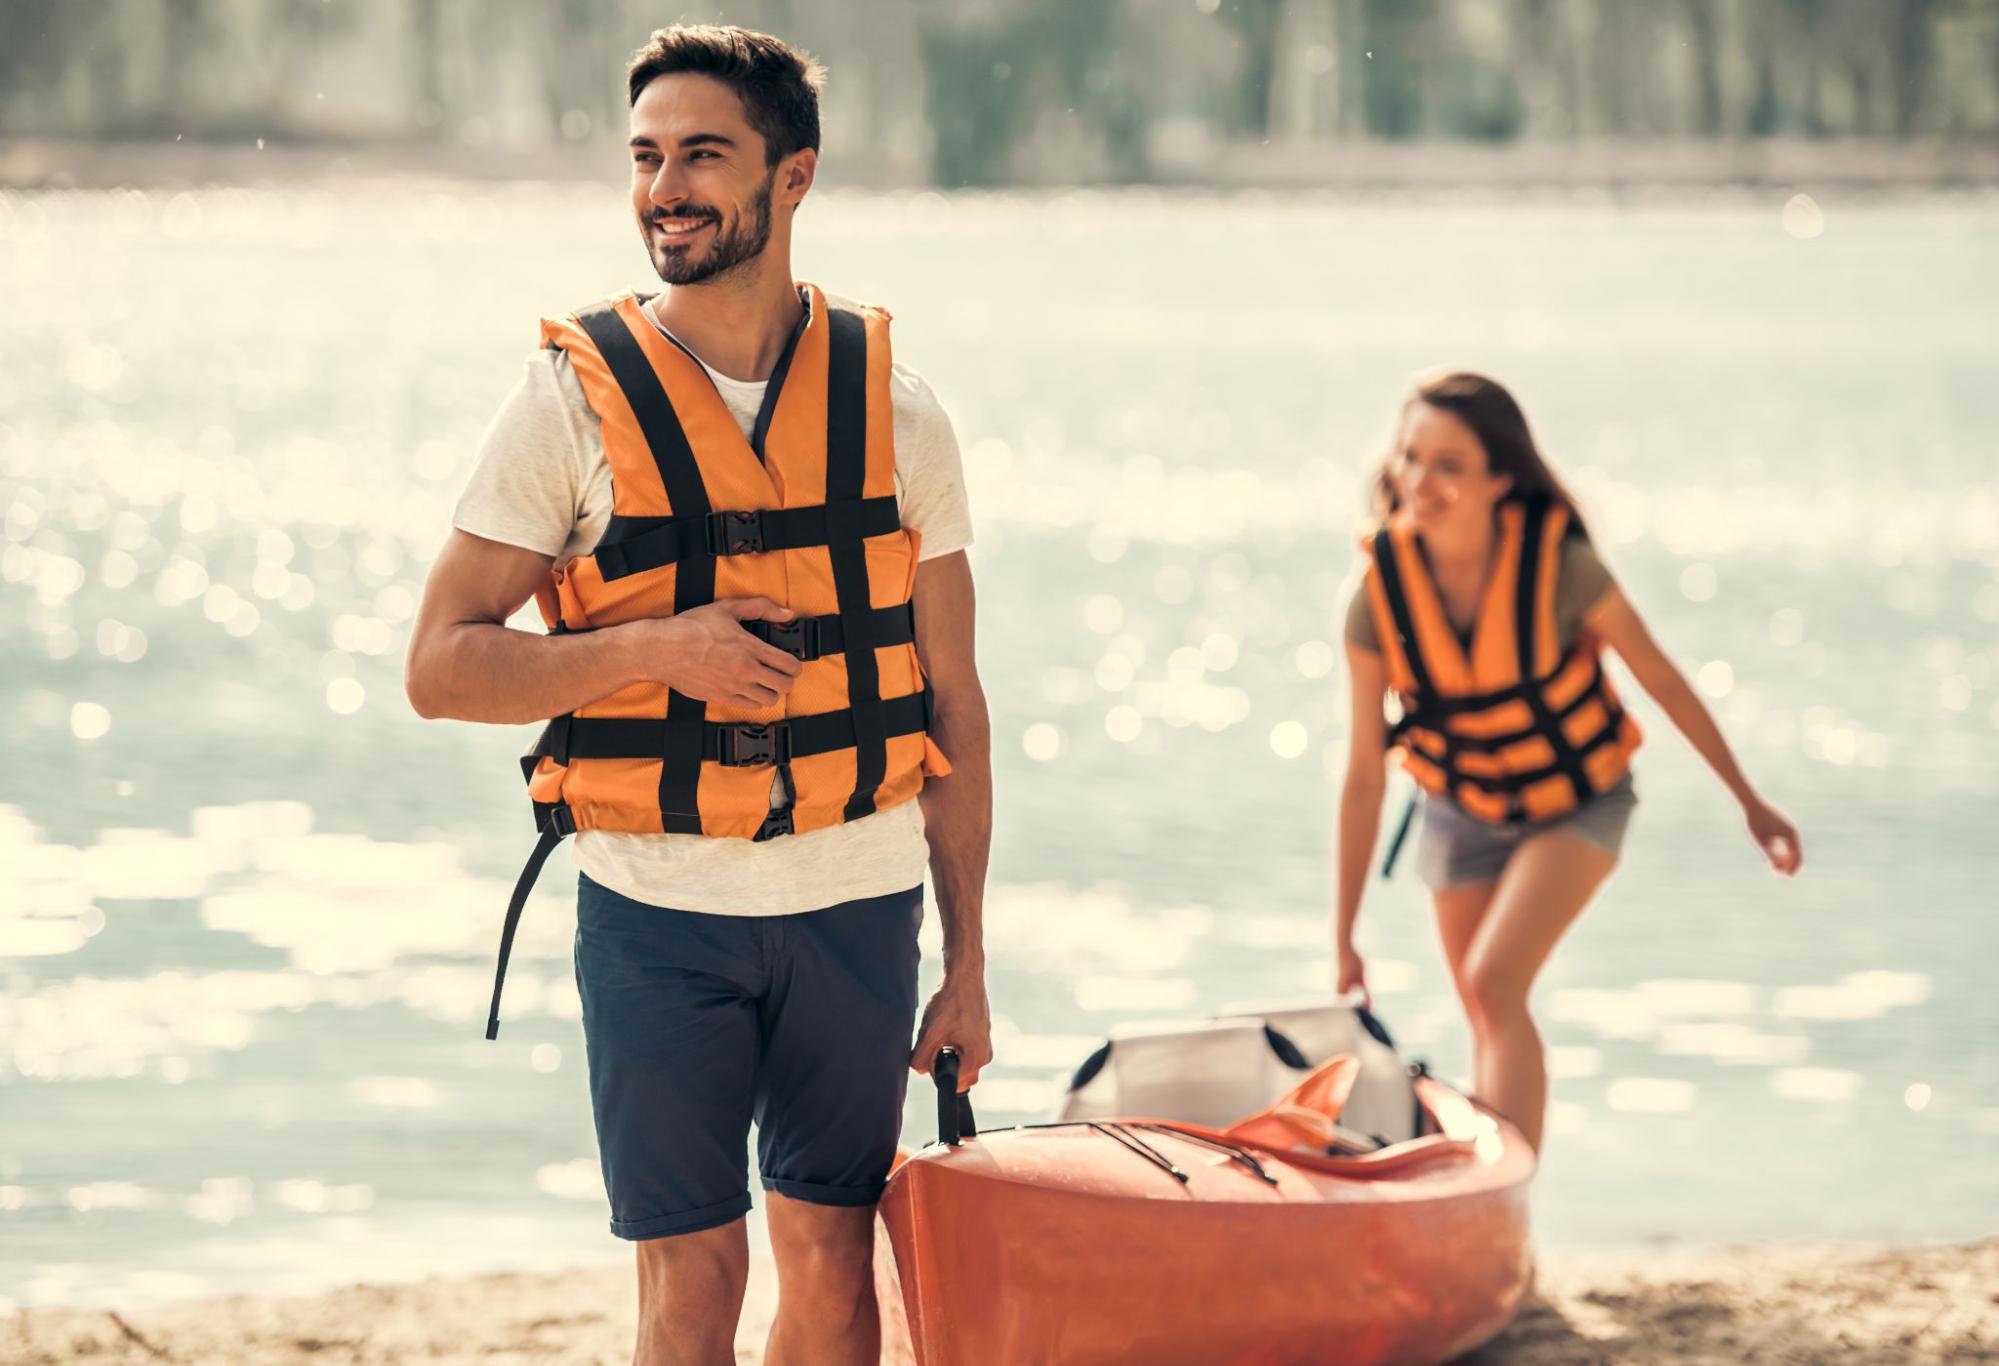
[933,1046,978,1146]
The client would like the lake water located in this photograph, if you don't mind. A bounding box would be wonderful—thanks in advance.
[3,181,1996,1311]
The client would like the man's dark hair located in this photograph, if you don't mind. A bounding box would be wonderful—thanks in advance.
[626,25,824,166]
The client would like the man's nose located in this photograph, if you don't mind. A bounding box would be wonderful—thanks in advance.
[646,162,690,211]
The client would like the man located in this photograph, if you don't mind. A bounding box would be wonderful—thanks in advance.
[405,25,993,1365]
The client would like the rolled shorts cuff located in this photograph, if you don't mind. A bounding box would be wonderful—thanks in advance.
[609,1192,752,1242]
[760,1175,886,1207]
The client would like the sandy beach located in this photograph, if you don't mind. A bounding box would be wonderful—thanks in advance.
[5,1236,1992,1364]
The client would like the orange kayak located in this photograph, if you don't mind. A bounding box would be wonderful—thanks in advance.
[879,1051,1534,1366]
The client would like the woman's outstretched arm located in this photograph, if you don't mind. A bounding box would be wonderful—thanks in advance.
[1335,642,1392,1000]
[1585,586,1803,875]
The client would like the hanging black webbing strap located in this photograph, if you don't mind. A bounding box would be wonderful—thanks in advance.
[574,302,714,833]
[823,307,892,822]
[487,810,572,1040]
[1379,790,1418,879]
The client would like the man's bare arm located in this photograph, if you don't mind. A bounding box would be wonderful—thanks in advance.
[404,529,804,723]
[906,550,995,1085]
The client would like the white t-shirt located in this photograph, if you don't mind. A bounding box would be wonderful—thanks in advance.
[451,292,973,915]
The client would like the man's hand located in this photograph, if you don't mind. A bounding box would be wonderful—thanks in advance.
[910,977,992,1091]
[622,598,803,707]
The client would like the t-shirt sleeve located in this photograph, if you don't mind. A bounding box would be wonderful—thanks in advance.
[1557,532,1616,633]
[1345,573,1380,652]
[888,362,973,562]
[450,349,591,558]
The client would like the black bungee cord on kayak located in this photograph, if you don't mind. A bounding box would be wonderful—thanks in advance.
[1131,1124,1280,1186]
[1087,1123,1190,1185]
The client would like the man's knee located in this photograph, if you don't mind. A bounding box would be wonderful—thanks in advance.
[635,1219,751,1307]
[768,1199,875,1295]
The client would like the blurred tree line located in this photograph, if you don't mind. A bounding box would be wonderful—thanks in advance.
[2,0,1995,184]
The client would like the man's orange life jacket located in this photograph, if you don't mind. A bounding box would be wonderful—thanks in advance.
[484,283,948,1038]
[1360,494,1640,826]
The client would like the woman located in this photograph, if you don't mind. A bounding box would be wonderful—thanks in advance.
[1335,371,1801,1154]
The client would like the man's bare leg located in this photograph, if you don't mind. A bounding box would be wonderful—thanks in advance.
[763,1192,879,1366]
[632,1218,750,1366]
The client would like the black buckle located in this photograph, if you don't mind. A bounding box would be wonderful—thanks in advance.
[761,617,820,660]
[754,807,795,841]
[706,509,766,556]
[716,721,790,767]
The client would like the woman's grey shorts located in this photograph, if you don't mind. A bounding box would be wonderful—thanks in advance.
[1415,774,1638,890]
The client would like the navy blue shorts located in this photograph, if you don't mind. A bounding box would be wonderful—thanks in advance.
[572,871,923,1241]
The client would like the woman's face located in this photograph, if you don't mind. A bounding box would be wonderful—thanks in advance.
[1392,402,1512,533]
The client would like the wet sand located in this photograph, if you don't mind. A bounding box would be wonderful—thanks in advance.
[5,1236,1992,1363]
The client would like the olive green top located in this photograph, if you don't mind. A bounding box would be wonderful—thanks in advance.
[1346,532,1615,659]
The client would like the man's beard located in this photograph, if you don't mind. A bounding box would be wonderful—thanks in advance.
[649,171,775,286]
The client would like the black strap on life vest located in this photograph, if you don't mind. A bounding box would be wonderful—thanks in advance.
[541,601,916,663]
[748,297,806,463]
[1393,657,1628,803]
[743,601,916,660]
[1370,526,1435,699]
[574,301,714,834]
[592,496,901,581]
[1511,498,1597,807]
[527,688,933,770]
[824,307,891,822]
[1373,524,1462,787]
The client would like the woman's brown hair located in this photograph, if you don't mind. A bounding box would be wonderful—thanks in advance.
[1370,371,1589,538]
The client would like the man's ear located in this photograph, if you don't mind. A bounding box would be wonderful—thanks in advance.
[778,148,817,207]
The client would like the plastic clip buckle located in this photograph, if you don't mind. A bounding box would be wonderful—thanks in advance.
[763,618,819,660]
[706,510,766,556]
[717,722,790,767]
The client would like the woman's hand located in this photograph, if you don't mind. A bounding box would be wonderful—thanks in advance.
[1744,797,1803,875]
[1336,941,1371,1010]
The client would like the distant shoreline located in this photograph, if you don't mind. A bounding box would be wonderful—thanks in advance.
[7,134,1999,193]
[6,1237,1994,1363]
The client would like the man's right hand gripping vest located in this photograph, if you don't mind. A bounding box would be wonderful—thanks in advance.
[1361,494,1641,824]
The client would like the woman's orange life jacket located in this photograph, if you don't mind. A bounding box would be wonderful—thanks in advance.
[483,283,949,1039]
[1360,494,1641,826]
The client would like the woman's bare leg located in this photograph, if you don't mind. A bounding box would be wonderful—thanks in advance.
[1431,879,1500,1097]
[1460,831,1619,1151]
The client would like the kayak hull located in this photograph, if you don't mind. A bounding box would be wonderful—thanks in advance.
[879,1078,1533,1366]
